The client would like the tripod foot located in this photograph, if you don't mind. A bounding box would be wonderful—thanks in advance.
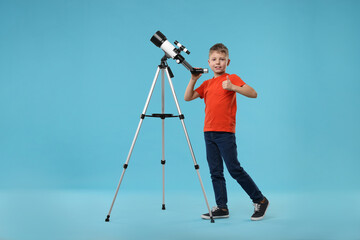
[162,204,166,210]
[105,215,110,222]
[210,217,215,223]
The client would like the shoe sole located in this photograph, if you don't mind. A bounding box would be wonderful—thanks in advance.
[201,214,229,220]
[251,201,269,221]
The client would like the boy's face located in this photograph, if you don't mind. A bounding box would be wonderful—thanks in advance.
[208,51,230,77]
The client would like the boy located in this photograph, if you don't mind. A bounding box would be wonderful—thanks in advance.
[184,43,269,221]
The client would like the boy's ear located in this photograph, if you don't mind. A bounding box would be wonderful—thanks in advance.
[227,59,231,66]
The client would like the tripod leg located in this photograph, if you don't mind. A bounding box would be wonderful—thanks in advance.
[164,68,215,223]
[105,67,161,222]
[161,158,166,210]
[161,68,166,210]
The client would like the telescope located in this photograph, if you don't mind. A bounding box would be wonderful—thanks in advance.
[150,31,208,74]
[105,30,215,224]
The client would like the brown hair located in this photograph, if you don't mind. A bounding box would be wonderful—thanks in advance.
[209,43,229,57]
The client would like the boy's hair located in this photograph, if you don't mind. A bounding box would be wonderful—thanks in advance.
[209,43,229,57]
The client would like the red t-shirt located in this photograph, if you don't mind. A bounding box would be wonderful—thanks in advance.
[195,73,246,133]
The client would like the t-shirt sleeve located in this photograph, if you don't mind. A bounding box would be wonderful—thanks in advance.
[229,74,246,87]
[195,81,208,99]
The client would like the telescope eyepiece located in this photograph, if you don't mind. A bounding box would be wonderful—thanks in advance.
[191,68,209,74]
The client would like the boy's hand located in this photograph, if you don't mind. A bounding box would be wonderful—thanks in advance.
[222,75,234,91]
[191,68,202,82]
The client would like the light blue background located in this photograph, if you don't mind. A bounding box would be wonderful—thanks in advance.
[1,0,360,239]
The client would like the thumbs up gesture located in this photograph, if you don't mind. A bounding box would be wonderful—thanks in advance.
[222,75,233,91]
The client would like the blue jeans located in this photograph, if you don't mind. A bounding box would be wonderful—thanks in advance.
[204,131,264,209]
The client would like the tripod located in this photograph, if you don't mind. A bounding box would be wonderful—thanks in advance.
[105,55,214,223]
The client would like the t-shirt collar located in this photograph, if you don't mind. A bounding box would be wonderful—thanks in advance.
[212,73,229,80]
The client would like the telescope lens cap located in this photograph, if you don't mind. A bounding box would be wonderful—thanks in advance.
[150,31,167,47]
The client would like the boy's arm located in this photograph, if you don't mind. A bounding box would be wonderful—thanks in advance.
[222,75,257,98]
[184,73,201,101]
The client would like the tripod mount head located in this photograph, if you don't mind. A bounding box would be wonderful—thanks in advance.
[150,31,208,74]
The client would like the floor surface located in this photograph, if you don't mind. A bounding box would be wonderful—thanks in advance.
[1,190,359,240]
